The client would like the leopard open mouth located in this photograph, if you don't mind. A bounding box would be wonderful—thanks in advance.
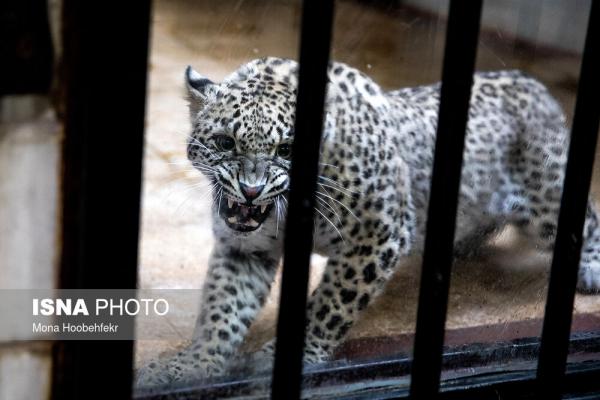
[218,196,274,232]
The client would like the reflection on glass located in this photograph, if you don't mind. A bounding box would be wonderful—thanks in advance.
[135,0,599,397]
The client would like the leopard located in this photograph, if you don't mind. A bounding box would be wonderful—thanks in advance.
[136,56,600,388]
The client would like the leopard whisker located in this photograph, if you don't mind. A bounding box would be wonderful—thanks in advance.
[167,159,194,165]
[193,167,218,175]
[181,180,217,194]
[314,207,345,243]
[188,141,217,159]
[318,175,362,195]
[172,130,218,159]
[216,187,224,218]
[191,161,217,171]
[275,196,281,238]
[318,162,339,169]
[171,179,218,216]
[315,191,361,222]
[167,158,217,175]
[317,182,359,198]
[318,182,356,198]
[315,196,343,226]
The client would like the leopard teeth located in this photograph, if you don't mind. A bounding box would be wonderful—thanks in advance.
[227,199,234,208]
[227,216,237,223]
[260,204,267,213]
[248,219,259,228]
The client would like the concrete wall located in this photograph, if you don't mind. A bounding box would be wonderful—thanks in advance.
[403,0,592,53]
[0,96,59,400]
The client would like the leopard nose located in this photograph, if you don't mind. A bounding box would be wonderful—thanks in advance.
[239,183,264,201]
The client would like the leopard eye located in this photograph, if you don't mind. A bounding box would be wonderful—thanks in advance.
[277,143,292,159]
[215,135,235,152]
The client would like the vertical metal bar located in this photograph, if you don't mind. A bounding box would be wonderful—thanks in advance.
[537,1,600,398]
[52,1,151,399]
[409,0,483,398]
[0,0,54,95]
[271,0,335,399]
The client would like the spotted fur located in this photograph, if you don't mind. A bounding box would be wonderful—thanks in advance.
[136,57,600,387]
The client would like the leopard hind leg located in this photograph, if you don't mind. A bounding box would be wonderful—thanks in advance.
[577,202,600,292]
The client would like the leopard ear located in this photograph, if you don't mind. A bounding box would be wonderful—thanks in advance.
[185,66,216,118]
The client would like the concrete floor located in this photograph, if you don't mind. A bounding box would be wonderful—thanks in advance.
[135,0,600,371]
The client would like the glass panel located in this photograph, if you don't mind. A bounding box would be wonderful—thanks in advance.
[135,0,302,395]
[441,0,599,384]
[135,0,599,397]
[135,0,445,396]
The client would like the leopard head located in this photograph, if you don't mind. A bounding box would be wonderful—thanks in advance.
[185,58,299,233]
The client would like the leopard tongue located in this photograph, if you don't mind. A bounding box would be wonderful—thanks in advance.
[238,205,260,227]
[240,205,250,217]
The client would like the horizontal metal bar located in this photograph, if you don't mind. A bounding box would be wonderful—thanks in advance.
[409,0,483,398]
[134,331,600,399]
[537,1,600,398]
[270,0,335,399]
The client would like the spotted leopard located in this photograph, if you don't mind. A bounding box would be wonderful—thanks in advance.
[136,57,600,387]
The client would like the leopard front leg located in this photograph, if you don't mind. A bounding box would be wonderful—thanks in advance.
[244,232,410,373]
[303,239,406,363]
[135,245,278,388]
[302,167,415,364]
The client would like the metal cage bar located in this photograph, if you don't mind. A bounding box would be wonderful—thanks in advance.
[409,0,483,397]
[50,0,600,398]
[537,1,600,398]
[270,0,335,398]
[52,1,151,399]
[0,0,54,95]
